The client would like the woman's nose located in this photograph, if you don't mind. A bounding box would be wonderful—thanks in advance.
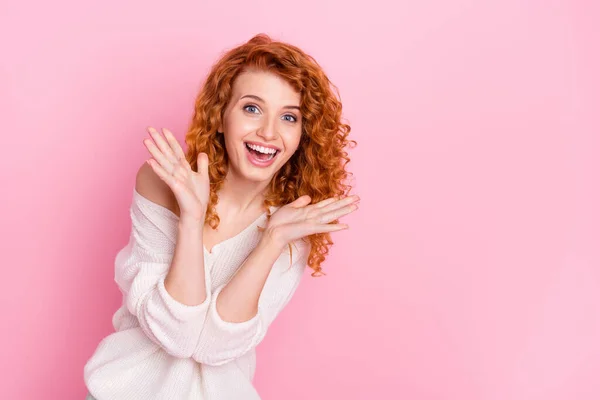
[257,119,277,140]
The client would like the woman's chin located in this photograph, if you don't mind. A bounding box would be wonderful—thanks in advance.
[229,163,278,184]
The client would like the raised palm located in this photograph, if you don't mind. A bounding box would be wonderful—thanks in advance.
[265,194,359,247]
[143,127,209,222]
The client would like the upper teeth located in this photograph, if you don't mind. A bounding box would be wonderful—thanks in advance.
[247,143,277,154]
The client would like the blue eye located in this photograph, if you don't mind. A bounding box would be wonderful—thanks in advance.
[282,114,297,123]
[244,105,260,114]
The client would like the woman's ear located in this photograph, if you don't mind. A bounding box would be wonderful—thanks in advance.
[217,110,226,134]
[217,119,227,134]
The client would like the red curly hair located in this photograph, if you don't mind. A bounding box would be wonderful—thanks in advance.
[183,33,356,277]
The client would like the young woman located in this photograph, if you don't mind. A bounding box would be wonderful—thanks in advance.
[83,33,358,400]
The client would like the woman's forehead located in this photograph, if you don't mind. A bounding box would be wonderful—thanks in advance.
[231,70,301,105]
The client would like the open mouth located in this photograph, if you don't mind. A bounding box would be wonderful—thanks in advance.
[244,142,280,163]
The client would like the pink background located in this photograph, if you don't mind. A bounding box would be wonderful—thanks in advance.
[2,0,599,399]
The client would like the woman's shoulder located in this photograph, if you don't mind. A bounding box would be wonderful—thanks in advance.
[134,161,181,218]
[122,162,181,251]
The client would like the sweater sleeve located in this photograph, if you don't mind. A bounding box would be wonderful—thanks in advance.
[113,188,212,358]
[192,239,310,366]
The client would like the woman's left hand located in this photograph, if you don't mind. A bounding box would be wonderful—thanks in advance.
[263,194,360,248]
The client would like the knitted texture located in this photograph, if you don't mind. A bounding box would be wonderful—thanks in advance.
[84,187,310,400]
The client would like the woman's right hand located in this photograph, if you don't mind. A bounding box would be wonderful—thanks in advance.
[143,126,210,223]
[262,193,359,249]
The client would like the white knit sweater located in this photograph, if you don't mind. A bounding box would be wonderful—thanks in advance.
[84,187,310,400]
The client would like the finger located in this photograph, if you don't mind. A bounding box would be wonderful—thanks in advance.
[310,223,349,234]
[162,128,188,164]
[147,158,178,188]
[144,137,177,174]
[197,152,209,176]
[313,194,359,209]
[320,194,359,214]
[148,127,179,164]
[313,196,339,209]
[147,159,194,198]
[318,203,358,224]
[290,195,312,208]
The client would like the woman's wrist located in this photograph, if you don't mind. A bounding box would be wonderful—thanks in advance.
[178,214,205,231]
[259,227,288,253]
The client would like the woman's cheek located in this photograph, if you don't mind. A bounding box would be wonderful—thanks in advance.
[240,118,261,133]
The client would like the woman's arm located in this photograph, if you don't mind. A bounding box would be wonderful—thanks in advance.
[137,161,209,307]
[212,235,286,323]
[192,237,309,366]
[163,210,208,306]
[114,164,211,359]
[118,127,215,359]
[191,193,357,366]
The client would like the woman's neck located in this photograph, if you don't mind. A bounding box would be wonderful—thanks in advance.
[217,169,270,216]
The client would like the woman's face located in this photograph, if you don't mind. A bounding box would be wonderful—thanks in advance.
[219,69,303,184]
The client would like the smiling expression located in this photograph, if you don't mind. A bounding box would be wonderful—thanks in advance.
[219,69,303,183]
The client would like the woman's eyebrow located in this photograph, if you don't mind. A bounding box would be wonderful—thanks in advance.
[240,94,300,111]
